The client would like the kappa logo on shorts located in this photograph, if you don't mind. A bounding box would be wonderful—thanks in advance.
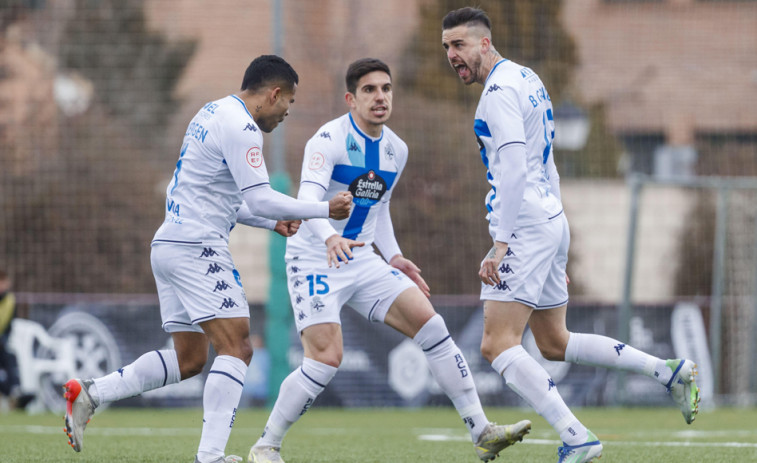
[293,278,303,288]
[199,247,218,258]
[205,263,224,275]
[213,280,232,292]
[499,263,514,274]
[494,280,511,291]
[290,265,301,274]
[297,310,307,321]
[310,296,325,313]
[548,378,556,390]
[505,248,516,257]
[295,294,304,305]
[219,297,238,310]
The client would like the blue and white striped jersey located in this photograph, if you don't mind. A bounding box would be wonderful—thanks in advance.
[286,113,407,260]
[474,59,563,242]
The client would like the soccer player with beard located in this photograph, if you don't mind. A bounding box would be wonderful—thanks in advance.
[441,7,700,463]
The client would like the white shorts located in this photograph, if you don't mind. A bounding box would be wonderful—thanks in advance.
[480,212,570,309]
[286,251,417,332]
[151,243,250,333]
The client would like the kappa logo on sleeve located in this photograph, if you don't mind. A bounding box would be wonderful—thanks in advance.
[246,146,263,168]
[308,152,325,170]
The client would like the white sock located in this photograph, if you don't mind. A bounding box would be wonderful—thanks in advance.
[414,314,488,442]
[492,345,587,445]
[92,350,181,405]
[564,332,671,385]
[255,358,337,448]
[196,355,247,462]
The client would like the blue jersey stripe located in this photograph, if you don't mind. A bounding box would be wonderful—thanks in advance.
[331,122,397,240]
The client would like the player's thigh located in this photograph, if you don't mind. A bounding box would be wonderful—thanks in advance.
[286,257,354,333]
[346,253,417,325]
[383,286,436,338]
[481,300,533,360]
[300,322,343,367]
[480,219,562,307]
[151,244,250,333]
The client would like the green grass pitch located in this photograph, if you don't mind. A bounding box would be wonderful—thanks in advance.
[2,406,756,462]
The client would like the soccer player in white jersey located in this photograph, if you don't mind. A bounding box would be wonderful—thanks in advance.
[61,55,353,463]
[442,8,700,463]
[247,58,531,463]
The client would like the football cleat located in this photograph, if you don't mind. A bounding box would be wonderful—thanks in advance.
[557,430,603,463]
[63,378,97,452]
[474,420,531,461]
[194,456,243,463]
[666,359,701,424]
[248,445,285,463]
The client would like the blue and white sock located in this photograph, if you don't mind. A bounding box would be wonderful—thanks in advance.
[196,355,247,462]
[565,332,671,385]
[492,345,587,445]
[415,314,488,442]
[255,357,337,449]
[92,349,180,406]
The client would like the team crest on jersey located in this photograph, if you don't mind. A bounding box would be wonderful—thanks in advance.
[246,146,263,168]
[308,152,325,170]
[349,170,387,207]
[384,142,395,160]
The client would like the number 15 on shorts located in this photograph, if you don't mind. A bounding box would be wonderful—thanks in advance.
[306,274,329,296]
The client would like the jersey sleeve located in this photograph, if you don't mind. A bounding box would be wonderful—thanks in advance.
[298,135,340,242]
[483,83,527,151]
[236,201,276,230]
[218,114,272,192]
[373,136,407,260]
[299,135,337,191]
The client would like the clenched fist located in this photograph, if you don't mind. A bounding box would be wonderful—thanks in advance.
[328,191,353,220]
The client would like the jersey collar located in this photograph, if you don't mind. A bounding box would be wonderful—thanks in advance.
[485,59,509,85]
[230,94,254,120]
[348,112,383,142]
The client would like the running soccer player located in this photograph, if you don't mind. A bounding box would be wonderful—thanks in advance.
[247,58,531,463]
[441,7,700,463]
[62,55,353,463]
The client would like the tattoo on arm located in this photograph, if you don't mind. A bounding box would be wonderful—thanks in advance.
[486,246,497,259]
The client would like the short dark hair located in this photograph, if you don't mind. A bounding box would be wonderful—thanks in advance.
[442,7,492,31]
[240,55,299,92]
[345,58,391,94]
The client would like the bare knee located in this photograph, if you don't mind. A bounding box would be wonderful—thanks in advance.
[307,349,342,368]
[480,336,517,364]
[177,351,208,379]
[535,338,568,361]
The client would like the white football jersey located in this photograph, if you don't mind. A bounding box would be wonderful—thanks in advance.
[475,59,562,240]
[286,113,407,259]
[152,95,272,246]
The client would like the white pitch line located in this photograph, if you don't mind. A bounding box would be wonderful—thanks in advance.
[417,434,757,448]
